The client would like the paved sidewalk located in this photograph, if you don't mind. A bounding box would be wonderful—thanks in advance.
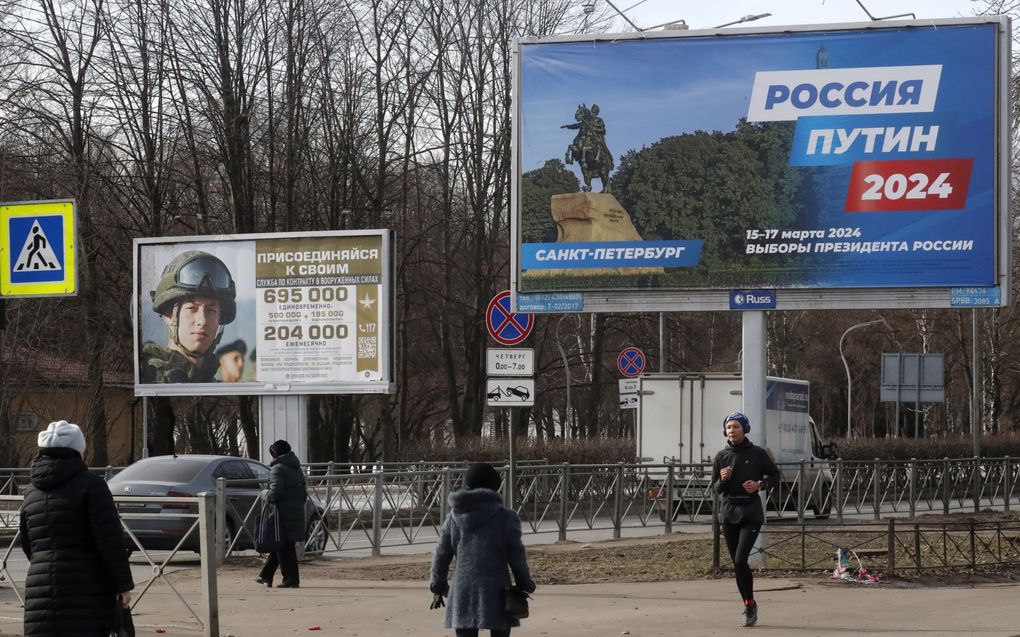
[1,566,1018,637]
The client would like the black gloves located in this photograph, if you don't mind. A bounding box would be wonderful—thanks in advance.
[429,592,446,610]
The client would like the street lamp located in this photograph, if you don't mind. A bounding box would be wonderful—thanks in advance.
[712,13,772,29]
[840,319,886,438]
[854,0,915,22]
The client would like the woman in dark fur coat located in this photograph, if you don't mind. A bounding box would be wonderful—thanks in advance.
[430,463,536,637]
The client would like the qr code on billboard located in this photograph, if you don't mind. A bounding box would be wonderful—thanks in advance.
[358,337,377,360]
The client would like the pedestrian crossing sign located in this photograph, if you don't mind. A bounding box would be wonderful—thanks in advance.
[0,200,76,297]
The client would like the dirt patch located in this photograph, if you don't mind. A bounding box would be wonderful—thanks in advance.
[222,524,1020,587]
[223,534,717,584]
[909,509,1020,524]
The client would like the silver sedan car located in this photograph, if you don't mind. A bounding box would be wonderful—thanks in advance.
[108,454,326,554]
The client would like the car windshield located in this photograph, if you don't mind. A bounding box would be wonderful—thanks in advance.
[110,458,208,483]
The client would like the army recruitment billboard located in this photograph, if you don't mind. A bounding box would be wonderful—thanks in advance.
[133,231,393,397]
[511,17,1011,312]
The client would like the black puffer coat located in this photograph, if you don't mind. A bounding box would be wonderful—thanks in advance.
[19,448,134,637]
[267,452,307,542]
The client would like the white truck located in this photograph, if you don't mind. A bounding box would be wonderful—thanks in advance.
[636,372,836,519]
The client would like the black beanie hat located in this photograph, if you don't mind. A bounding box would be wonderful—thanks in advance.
[465,462,502,491]
[269,439,292,458]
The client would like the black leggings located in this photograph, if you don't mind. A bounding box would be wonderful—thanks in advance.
[455,630,510,637]
[722,521,762,602]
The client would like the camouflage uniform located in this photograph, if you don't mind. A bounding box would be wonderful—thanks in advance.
[140,343,221,384]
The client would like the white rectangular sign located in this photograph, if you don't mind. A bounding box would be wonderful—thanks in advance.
[619,394,638,410]
[486,378,535,407]
[486,348,534,376]
[134,230,393,396]
[747,65,942,122]
[619,378,639,394]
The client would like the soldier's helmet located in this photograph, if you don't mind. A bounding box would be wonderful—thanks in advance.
[150,251,236,325]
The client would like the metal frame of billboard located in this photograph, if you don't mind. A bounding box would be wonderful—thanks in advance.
[133,229,395,397]
[510,17,1011,313]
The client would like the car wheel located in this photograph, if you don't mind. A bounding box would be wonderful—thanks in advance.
[813,482,832,520]
[222,519,237,553]
[304,515,327,555]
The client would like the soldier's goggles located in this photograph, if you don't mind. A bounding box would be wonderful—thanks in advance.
[176,256,232,290]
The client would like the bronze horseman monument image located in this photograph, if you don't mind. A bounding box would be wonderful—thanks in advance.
[525,103,661,278]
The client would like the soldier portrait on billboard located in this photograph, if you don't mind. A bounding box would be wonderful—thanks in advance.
[139,251,238,384]
[215,339,248,383]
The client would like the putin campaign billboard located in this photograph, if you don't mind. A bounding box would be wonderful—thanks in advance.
[133,230,394,397]
[511,17,1010,312]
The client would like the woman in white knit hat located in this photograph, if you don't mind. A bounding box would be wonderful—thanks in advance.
[19,420,135,636]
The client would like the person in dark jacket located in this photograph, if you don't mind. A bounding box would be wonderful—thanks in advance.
[19,420,135,637]
[711,411,780,628]
[256,440,307,588]
[430,463,536,637]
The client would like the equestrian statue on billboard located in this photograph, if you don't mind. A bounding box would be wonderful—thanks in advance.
[561,103,614,193]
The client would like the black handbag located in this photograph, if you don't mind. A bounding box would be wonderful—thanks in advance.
[501,585,531,620]
[254,503,285,553]
[110,596,135,637]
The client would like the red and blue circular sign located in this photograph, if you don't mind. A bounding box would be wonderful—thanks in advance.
[617,347,646,378]
[486,291,534,346]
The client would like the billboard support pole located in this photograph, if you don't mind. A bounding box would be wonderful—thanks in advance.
[895,354,901,437]
[972,309,981,456]
[742,311,767,568]
[914,353,921,437]
[141,396,149,458]
[741,311,767,446]
[659,312,667,372]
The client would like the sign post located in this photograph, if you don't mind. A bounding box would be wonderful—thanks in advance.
[485,291,535,510]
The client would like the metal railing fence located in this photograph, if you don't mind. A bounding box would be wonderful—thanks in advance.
[0,493,220,637]
[1,456,1017,564]
[751,519,1020,572]
[226,456,1020,557]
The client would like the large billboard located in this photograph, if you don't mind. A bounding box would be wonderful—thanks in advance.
[133,231,393,396]
[511,18,1011,312]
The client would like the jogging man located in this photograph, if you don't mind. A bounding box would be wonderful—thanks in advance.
[711,411,780,627]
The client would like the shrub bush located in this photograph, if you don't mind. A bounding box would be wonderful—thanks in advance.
[836,434,1020,460]
[397,437,636,465]
[398,434,1020,464]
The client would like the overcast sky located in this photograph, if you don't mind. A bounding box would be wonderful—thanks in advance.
[611,0,987,31]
